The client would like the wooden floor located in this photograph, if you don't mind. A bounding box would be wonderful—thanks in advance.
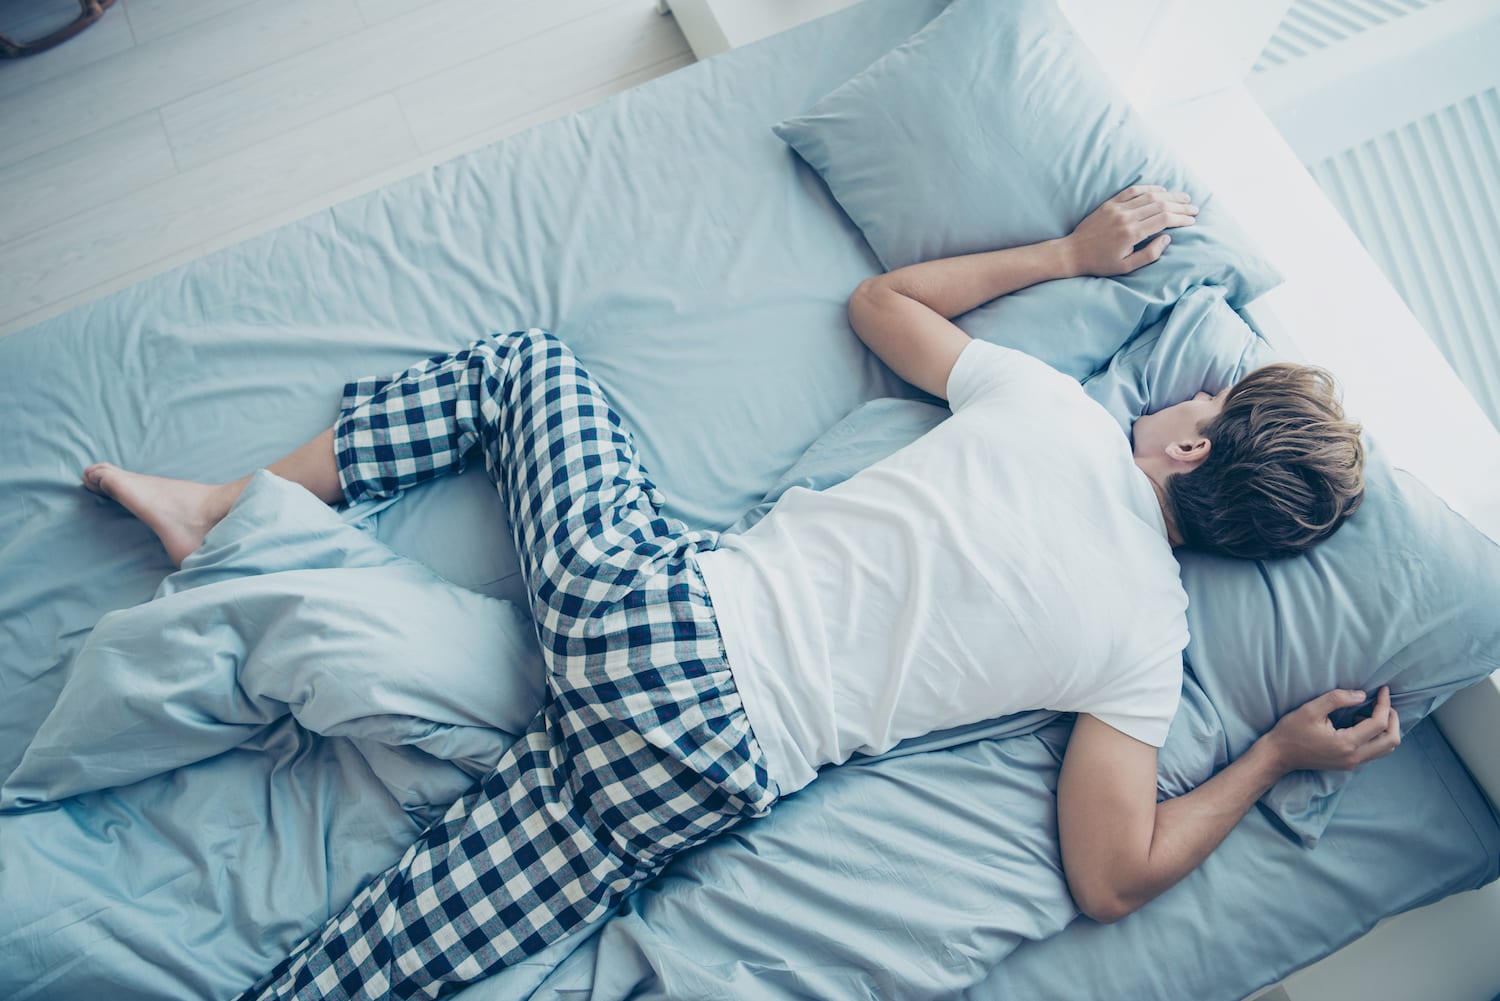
[0,0,693,338]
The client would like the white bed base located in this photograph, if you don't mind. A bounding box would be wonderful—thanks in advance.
[662,2,1500,997]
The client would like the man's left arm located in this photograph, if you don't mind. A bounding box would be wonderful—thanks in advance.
[848,185,1197,399]
[1058,686,1401,923]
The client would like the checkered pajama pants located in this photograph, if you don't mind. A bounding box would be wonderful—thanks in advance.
[232,329,780,1000]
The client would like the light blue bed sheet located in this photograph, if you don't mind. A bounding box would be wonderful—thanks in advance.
[1,0,1497,999]
[477,714,1498,1001]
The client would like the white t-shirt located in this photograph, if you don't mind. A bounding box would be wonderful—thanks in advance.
[696,340,1190,794]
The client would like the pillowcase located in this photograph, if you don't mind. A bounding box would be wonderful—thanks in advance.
[0,471,545,812]
[772,0,1281,380]
[1096,285,1500,844]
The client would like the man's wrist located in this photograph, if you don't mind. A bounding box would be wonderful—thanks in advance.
[1247,732,1295,786]
[1047,236,1083,280]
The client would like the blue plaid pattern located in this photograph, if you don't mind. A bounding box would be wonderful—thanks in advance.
[232,329,778,1000]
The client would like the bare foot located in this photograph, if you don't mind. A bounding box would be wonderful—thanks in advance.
[82,463,238,568]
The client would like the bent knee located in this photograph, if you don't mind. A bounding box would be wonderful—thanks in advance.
[489,326,558,357]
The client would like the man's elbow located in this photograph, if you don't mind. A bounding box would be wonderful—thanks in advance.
[1071,881,1142,925]
[847,279,896,345]
[848,277,887,315]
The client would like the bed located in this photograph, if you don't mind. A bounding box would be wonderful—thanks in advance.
[2,0,1497,999]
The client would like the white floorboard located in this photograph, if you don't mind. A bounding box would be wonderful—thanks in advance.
[398,1,686,153]
[0,111,177,245]
[1,0,358,172]
[123,0,261,43]
[0,0,691,337]
[0,93,419,318]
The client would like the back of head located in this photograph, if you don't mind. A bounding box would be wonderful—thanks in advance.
[1166,363,1365,560]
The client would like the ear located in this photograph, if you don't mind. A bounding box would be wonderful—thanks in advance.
[1165,436,1211,468]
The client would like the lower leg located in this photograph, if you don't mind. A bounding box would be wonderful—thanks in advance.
[82,428,344,568]
[265,427,345,505]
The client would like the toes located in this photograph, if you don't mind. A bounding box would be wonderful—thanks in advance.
[82,463,116,495]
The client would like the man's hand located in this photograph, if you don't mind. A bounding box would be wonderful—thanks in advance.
[1062,185,1199,277]
[1262,685,1402,773]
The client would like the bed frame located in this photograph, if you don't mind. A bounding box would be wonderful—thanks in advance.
[664,1,1500,997]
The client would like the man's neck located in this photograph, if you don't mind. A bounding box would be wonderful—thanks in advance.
[1136,459,1184,547]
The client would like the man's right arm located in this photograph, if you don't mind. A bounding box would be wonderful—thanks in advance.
[1058,686,1400,923]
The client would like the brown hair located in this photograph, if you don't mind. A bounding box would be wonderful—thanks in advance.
[1166,363,1365,560]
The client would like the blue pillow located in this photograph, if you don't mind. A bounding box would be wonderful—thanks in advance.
[772,0,1281,380]
[1097,286,1500,844]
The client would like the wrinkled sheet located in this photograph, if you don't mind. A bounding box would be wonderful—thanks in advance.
[2,3,949,992]
[1,0,1497,997]
[479,716,1499,1001]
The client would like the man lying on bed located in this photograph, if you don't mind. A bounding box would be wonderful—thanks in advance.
[82,185,1395,1000]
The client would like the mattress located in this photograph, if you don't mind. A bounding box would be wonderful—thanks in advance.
[1,0,1496,998]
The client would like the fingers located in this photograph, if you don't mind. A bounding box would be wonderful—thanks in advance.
[1115,185,1194,209]
[1078,185,1196,276]
[1109,187,1197,244]
[1129,215,1195,244]
[1129,200,1198,224]
[1122,191,1194,211]
[1324,687,1400,768]
[1113,184,1169,203]
[1111,185,1196,221]
[1344,685,1391,743]
[1129,205,1197,241]
[1349,705,1401,767]
[1118,233,1170,273]
[1306,688,1368,717]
